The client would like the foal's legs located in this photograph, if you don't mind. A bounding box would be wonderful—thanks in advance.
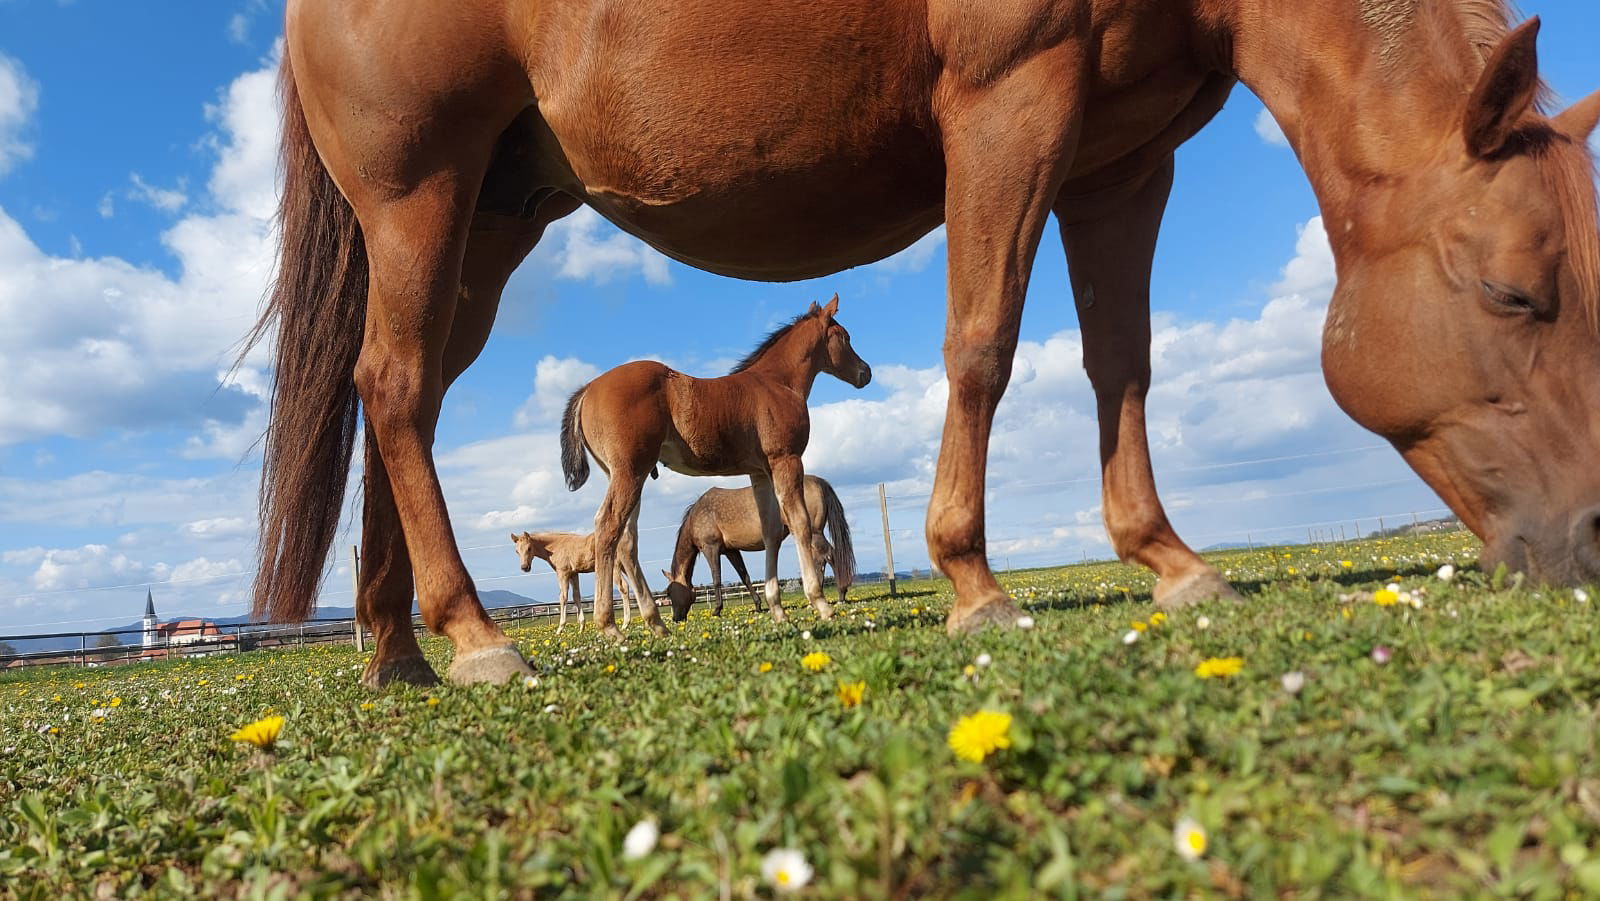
[556,572,570,633]
[770,456,832,619]
[704,547,726,615]
[750,475,789,622]
[1058,159,1241,609]
[618,502,667,635]
[724,549,763,612]
[929,49,1084,634]
[618,567,633,631]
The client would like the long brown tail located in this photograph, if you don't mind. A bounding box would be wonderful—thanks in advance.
[238,57,368,623]
[817,478,855,594]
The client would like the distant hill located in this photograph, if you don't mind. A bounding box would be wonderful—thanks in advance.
[3,589,540,655]
[1201,541,1255,551]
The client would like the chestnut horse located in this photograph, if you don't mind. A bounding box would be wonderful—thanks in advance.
[559,297,872,639]
[510,531,643,632]
[249,0,1600,686]
[662,474,857,619]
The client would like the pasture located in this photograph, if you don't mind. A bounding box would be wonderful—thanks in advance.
[4,531,1600,897]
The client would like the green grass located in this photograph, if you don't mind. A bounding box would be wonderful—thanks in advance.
[5,531,1600,898]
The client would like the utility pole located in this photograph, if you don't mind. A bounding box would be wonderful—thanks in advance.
[878,483,897,597]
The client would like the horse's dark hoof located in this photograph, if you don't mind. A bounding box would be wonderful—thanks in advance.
[445,645,532,686]
[1155,569,1244,609]
[945,598,1025,635]
[648,620,670,638]
[361,654,440,689]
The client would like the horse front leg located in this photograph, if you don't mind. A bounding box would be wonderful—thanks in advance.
[1059,157,1243,609]
[555,572,570,633]
[770,456,832,620]
[930,48,1085,634]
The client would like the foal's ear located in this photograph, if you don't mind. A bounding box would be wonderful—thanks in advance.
[821,293,840,318]
[1554,88,1600,141]
[1463,17,1542,159]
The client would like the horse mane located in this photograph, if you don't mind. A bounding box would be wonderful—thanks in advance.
[728,308,820,374]
[1532,133,1600,333]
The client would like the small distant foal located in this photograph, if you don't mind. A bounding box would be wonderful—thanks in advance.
[511,531,644,632]
[562,295,871,638]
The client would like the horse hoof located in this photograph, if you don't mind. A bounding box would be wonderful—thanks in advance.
[769,606,789,624]
[1155,569,1244,610]
[600,624,625,642]
[812,599,834,620]
[945,598,1025,635]
[649,621,670,638]
[361,654,440,689]
[445,645,533,686]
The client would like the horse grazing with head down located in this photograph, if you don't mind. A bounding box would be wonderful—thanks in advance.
[510,531,643,633]
[662,474,857,620]
[250,0,1600,686]
[560,296,871,639]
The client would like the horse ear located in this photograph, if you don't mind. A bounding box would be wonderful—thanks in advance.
[822,293,840,318]
[661,569,673,582]
[1554,88,1600,141]
[1463,17,1541,158]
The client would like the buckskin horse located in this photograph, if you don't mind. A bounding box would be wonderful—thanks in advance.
[559,297,872,638]
[662,474,858,620]
[248,0,1600,687]
[509,530,643,633]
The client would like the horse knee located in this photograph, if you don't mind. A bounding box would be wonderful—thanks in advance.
[354,345,440,433]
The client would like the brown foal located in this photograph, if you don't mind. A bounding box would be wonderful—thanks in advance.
[250,0,1600,686]
[560,297,871,639]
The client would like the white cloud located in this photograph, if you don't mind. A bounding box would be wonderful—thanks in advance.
[181,517,251,539]
[867,226,946,274]
[0,53,39,176]
[549,207,672,286]
[0,49,279,446]
[127,173,188,213]
[227,0,270,45]
[514,356,601,427]
[1254,107,1289,148]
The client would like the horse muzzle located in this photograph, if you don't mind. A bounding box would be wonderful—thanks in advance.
[1481,504,1600,586]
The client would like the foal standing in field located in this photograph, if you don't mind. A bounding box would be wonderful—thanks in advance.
[510,531,642,632]
[561,296,871,639]
[663,475,856,620]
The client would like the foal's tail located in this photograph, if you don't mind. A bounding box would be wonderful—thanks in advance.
[561,387,590,491]
[236,56,368,624]
[818,478,855,593]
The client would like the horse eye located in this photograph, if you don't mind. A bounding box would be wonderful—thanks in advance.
[1480,281,1537,316]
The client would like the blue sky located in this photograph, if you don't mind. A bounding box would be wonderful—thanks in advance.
[0,0,1597,634]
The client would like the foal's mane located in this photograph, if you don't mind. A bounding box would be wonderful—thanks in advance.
[728,308,823,374]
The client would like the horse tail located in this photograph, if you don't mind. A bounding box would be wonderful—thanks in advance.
[561,386,591,491]
[238,56,368,624]
[818,478,855,594]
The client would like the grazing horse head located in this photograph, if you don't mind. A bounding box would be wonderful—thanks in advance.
[1317,20,1600,585]
[662,569,695,622]
[510,532,546,573]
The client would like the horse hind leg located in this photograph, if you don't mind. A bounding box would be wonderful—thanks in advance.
[724,548,762,613]
[619,500,666,636]
[769,457,832,620]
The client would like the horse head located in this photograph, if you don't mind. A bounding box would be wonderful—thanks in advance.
[1320,20,1600,585]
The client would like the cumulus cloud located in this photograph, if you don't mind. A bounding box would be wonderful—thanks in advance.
[127,173,189,213]
[867,226,946,274]
[549,206,672,286]
[1254,107,1289,148]
[514,356,601,428]
[0,53,39,176]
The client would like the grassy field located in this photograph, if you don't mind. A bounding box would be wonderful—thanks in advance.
[5,531,1600,898]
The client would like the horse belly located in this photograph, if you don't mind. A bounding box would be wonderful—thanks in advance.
[528,0,945,279]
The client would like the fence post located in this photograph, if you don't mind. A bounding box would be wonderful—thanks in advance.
[1378,516,1386,535]
[878,483,897,597]
[351,544,365,653]
[79,633,86,668]
[1246,533,1254,550]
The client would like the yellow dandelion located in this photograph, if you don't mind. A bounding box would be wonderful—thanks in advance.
[758,662,773,673]
[1149,612,1168,626]
[426,696,440,706]
[836,680,866,708]
[229,714,285,749]
[963,664,976,677]
[801,651,831,672]
[910,607,920,615]
[1193,657,1244,679]
[359,702,375,711]
[948,710,1013,763]
[1341,608,1353,620]
[1286,567,1297,575]
[1131,621,1148,632]
[109,697,122,707]
[1372,589,1400,606]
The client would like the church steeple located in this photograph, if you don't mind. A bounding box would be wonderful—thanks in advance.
[142,588,158,649]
